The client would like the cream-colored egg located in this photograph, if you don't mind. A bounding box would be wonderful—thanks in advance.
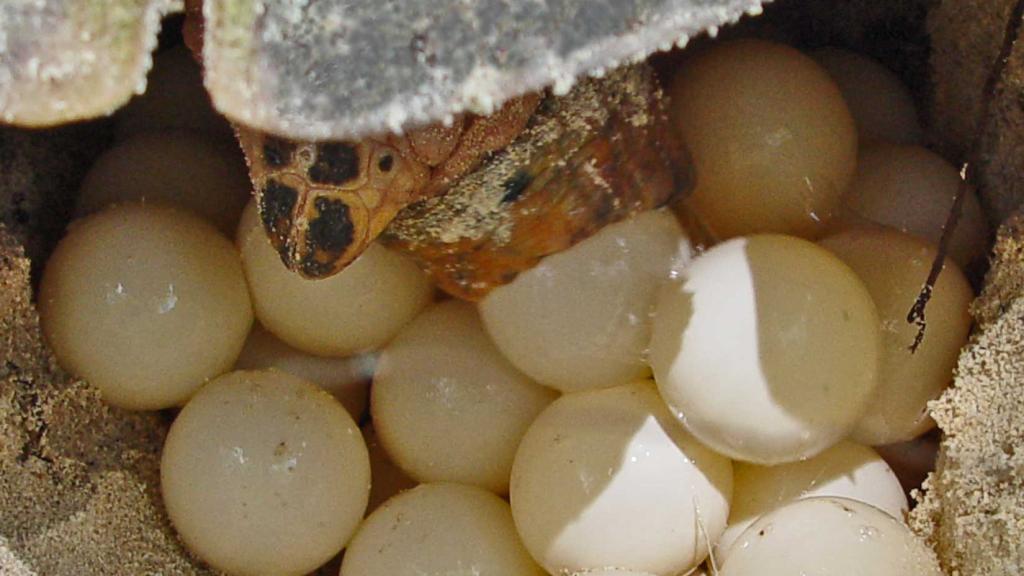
[362,423,417,513]
[812,48,923,146]
[649,235,881,464]
[373,301,557,494]
[820,228,973,444]
[573,565,659,569]
[238,199,433,356]
[479,209,691,393]
[841,143,990,269]
[39,204,252,410]
[720,497,942,576]
[668,39,857,239]
[716,441,908,559]
[76,131,251,234]
[341,483,545,576]
[161,370,370,576]
[510,381,733,576]
[234,325,375,420]
[115,45,235,144]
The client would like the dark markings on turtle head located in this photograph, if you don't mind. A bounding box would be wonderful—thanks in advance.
[260,179,298,234]
[500,170,533,203]
[300,254,335,278]
[259,178,300,267]
[301,196,356,277]
[308,142,360,185]
[262,136,296,168]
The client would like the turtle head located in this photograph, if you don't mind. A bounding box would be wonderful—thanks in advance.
[250,134,429,278]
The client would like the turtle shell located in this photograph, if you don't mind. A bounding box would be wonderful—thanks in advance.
[382,63,692,301]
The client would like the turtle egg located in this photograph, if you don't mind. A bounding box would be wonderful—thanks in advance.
[719,497,942,576]
[234,325,375,420]
[362,423,417,513]
[340,483,545,576]
[39,204,252,410]
[372,300,557,494]
[811,48,923,146]
[115,45,235,144]
[479,209,691,393]
[161,370,369,576]
[570,571,660,576]
[573,565,659,569]
[76,131,251,234]
[716,441,908,560]
[840,143,990,269]
[820,228,973,445]
[649,235,881,464]
[668,38,857,239]
[237,199,433,357]
[510,381,733,576]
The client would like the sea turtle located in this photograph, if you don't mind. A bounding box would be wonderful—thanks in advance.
[236,94,541,279]
[184,6,692,300]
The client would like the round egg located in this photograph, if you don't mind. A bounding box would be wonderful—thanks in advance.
[362,423,417,513]
[76,131,251,234]
[39,204,252,410]
[115,45,235,144]
[570,571,660,576]
[668,39,857,239]
[479,209,691,393]
[716,441,908,559]
[341,483,545,576]
[820,228,973,444]
[510,381,733,576]
[719,497,942,576]
[234,325,375,420]
[841,143,990,269]
[649,235,881,464]
[812,47,923,146]
[373,300,557,493]
[237,199,433,357]
[161,370,370,576]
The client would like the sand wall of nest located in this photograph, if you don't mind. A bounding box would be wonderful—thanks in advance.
[1,0,1023,574]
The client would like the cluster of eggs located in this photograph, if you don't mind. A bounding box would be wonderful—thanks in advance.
[37,37,984,576]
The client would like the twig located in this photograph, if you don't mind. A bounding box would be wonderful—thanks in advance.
[906,165,968,352]
[906,0,1024,352]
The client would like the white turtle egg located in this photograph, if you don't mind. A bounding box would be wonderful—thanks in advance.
[372,300,557,494]
[340,483,545,576]
[573,565,659,569]
[812,48,923,146]
[161,370,370,576]
[234,325,375,420]
[39,204,252,410]
[76,131,250,235]
[820,228,973,445]
[716,441,908,559]
[480,209,691,393]
[840,143,990,269]
[510,381,732,576]
[720,497,943,576]
[668,39,858,239]
[649,235,882,464]
[237,199,433,357]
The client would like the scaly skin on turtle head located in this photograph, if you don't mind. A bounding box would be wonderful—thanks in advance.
[236,94,538,279]
[236,130,430,277]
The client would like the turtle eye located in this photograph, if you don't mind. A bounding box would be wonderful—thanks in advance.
[377,154,394,173]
